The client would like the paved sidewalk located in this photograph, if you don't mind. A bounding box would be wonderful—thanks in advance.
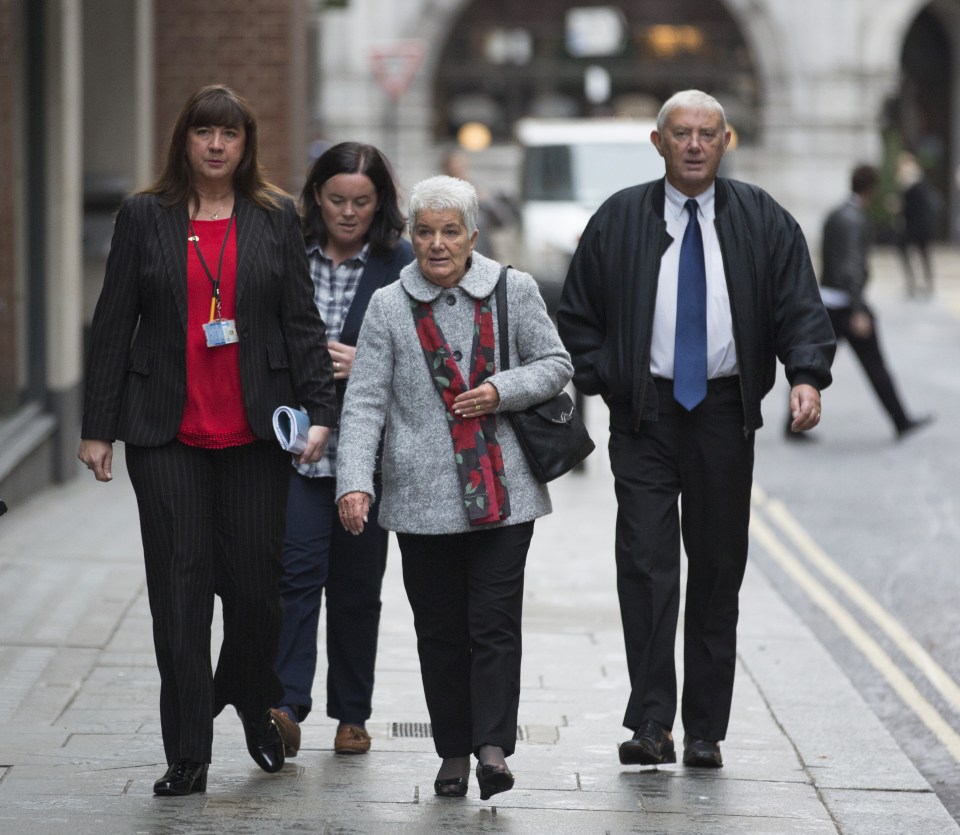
[1,335,959,832]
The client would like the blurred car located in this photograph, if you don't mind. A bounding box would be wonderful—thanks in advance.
[515,117,663,312]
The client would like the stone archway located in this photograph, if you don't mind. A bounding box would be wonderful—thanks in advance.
[430,0,763,146]
[903,0,960,241]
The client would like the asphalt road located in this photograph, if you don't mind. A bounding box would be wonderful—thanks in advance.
[746,245,960,822]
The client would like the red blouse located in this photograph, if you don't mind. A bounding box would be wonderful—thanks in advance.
[177,217,257,448]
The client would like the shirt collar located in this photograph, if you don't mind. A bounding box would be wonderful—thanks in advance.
[664,180,716,222]
[307,240,370,264]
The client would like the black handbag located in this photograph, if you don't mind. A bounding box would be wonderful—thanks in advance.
[495,267,595,483]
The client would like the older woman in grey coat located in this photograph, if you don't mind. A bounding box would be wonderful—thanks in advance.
[337,175,572,801]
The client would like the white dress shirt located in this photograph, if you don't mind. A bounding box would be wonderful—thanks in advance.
[650,180,739,380]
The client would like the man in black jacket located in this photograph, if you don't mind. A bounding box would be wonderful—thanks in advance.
[557,90,835,769]
[815,163,931,439]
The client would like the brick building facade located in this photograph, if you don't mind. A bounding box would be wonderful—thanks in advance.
[0,0,314,505]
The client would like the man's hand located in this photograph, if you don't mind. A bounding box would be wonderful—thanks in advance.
[78,439,114,482]
[788,384,822,433]
[849,310,873,339]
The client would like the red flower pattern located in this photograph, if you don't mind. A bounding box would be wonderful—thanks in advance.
[410,294,510,525]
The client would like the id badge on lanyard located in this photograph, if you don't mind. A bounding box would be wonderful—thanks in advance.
[190,214,239,348]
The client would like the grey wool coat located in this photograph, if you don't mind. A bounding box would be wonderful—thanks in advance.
[336,251,574,534]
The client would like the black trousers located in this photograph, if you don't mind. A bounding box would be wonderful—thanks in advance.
[610,377,754,741]
[126,439,289,764]
[397,522,534,759]
[828,305,911,431]
[274,473,388,723]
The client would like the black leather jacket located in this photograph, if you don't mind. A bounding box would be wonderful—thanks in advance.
[819,197,869,311]
[557,177,835,433]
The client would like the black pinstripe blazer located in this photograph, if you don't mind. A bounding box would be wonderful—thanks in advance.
[81,192,337,446]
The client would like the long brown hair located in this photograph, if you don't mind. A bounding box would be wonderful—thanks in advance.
[143,84,286,212]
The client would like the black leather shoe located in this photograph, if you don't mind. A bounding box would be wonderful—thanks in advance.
[618,718,676,765]
[476,762,514,801]
[153,760,208,796]
[682,735,723,768]
[237,709,285,773]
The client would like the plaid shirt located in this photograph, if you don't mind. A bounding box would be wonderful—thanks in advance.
[295,241,368,478]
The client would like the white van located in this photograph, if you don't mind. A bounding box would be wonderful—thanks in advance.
[515,117,663,312]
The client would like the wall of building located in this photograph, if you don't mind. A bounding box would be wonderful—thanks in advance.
[153,0,308,193]
[0,0,21,415]
[315,0,954,247]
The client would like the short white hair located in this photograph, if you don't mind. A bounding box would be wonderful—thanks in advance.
[656,90,727,134]
[408,175,479,238]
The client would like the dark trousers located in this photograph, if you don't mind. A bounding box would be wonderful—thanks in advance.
[610,377,754,741]
[125,440,289,765]
[828,305,911,431]
[274,473,388,723]
[397,522,534,759]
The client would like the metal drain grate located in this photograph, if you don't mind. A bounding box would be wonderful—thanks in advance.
[390,722,525,740]
[391,721,433,738]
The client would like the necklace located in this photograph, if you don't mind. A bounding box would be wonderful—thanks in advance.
[204,204,224,220]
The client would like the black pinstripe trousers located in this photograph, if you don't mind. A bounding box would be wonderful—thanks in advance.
[126,439,289,764]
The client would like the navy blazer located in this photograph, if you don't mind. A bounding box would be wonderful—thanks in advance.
[332,238,414,411]
[82,192,338,446]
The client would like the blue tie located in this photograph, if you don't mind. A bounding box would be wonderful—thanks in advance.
[674,198,707,410]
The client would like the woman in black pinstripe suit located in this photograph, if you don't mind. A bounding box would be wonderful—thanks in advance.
[78,85,337,796]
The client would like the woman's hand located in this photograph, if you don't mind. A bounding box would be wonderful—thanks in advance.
[453,382,500,418]
[328,341,357,381]
[338,491,371,535]
[78,439,114,482]
[297,425,330,466]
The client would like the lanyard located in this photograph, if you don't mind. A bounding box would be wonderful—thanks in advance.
[189,211,236,322]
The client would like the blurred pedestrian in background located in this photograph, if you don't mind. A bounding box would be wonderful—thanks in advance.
[270,142,412,758]
[558,90,835,770]
[815,163,933,439]
[336,175,572,800]
[895,151,941,297]
[78,85,337,796]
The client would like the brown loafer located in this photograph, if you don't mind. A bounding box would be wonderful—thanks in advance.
[270,708,301,757]
[334,723,371,754]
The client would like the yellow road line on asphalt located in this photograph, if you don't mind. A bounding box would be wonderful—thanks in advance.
[757,492,960,715]
[750,490,960,764]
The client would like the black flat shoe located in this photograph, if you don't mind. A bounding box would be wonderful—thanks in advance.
[153,760,208,796]
[476,762,514,801]
[434,775,469,797]
[618,718,676,765]
[237,708,285,773]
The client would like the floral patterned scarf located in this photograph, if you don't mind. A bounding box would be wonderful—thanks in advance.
[410,293,510,526]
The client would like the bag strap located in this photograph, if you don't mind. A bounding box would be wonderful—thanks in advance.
[495,265,511,371]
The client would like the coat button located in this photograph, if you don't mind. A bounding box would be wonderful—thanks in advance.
[445,294,456,305]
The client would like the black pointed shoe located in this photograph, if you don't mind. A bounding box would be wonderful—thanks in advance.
[153,760,208,796]
[237,708,285,773]
[682,735,723,768]
[618,718,676,765]
[476,762,514,801]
